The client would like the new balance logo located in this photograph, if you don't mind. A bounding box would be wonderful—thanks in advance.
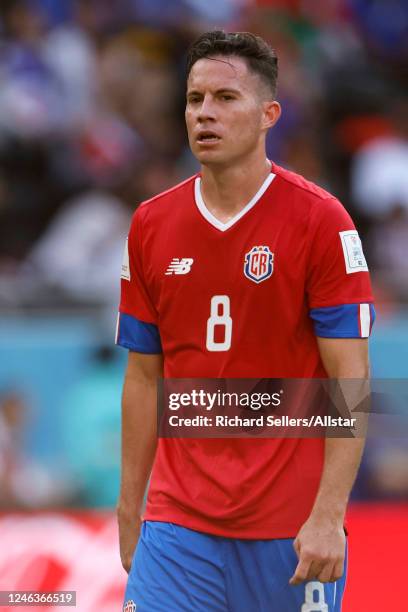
[165,258,194,275]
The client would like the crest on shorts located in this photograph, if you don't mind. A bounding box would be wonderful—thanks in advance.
[123,600,137,612]
[244,246,274,283]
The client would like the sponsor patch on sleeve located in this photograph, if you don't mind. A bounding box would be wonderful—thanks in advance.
[121,237,131,281]
[339,230,368,274]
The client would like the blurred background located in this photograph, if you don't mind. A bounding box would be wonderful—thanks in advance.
[0,0,407,610]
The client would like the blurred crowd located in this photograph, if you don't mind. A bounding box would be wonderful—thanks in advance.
[0,0,407,509]
[0,0,407,311]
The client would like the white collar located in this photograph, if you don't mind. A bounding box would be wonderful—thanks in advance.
[194,172,275,232]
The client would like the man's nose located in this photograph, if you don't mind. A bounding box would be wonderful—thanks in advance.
[197,95,216,122]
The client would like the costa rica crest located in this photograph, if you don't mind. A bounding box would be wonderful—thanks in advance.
[244,246,274,283]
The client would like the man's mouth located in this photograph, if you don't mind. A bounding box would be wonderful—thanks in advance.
[196,131,221,143]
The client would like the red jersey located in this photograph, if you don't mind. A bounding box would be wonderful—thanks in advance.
[116,162,374,538]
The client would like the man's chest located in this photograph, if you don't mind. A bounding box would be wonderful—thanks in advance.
[142,214,310,319]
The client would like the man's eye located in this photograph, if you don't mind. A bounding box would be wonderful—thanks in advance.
[221,95,234,101]
[188,97,201,104]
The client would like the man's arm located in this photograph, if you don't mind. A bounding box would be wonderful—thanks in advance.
[290,337,369,585]
[117,350,163,573]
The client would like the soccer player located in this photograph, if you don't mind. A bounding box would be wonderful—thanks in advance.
[116,31,375,611]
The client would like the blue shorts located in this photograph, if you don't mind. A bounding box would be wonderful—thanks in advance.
[123,521,347,611]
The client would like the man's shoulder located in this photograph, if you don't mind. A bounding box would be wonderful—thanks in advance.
[272,163,335,203]
[272,163,350,228]
[137,174,197,217]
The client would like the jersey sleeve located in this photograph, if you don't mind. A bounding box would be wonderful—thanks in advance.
[306,197,375,338]
[115,209,162,353]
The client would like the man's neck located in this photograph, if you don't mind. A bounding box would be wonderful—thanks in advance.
[200,154,272,224]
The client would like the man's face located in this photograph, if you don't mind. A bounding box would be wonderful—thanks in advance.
[185,56,270,166]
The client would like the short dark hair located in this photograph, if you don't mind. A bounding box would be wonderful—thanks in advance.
[186,30,278,98]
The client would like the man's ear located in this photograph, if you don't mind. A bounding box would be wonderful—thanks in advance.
[262,100,281,131]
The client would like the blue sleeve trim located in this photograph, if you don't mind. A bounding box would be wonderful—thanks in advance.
[310,303,375,338]
[116,312,162,354]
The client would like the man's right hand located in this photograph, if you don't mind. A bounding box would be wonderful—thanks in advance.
[117,507,142,574]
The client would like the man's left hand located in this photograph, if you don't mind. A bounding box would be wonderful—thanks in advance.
[289,516,346,585]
